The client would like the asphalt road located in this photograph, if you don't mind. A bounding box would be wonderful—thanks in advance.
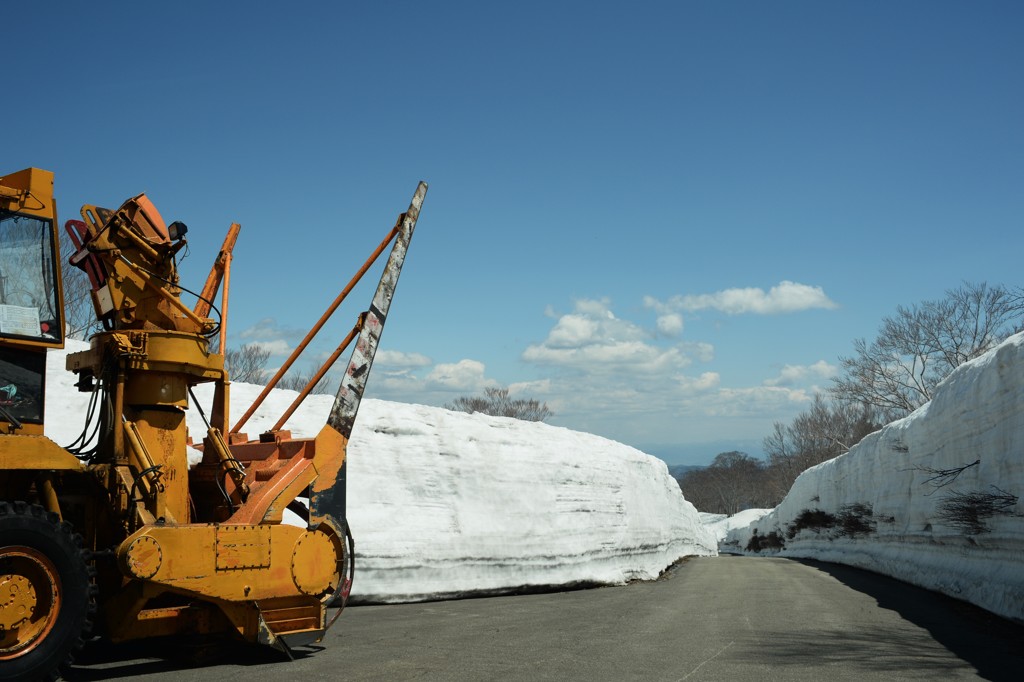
[65,556,1024,681]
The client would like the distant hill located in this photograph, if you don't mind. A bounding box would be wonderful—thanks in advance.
[667,464,704,479]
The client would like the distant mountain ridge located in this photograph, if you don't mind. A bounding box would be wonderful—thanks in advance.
[668,464,703,479]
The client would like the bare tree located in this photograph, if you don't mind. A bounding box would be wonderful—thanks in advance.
[446,387,553,422]
[763,395,878,500]
[678,451,773,514]
[277,365,333,395]
[937,486,1018,535]
[831,282,1024,422]
[216,341,328,392]
[223,344,271,384]
[680,395,877,513]
[907,459,980,494]
[59,227,102,340]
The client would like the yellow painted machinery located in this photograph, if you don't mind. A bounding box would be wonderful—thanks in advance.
[0,168,426,680]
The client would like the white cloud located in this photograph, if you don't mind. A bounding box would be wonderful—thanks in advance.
[247,339,291,355]
[508,296,842,446]
[517,299,731,429]
[546,314,602,348]
[238,317,298,340]
[763,360,838,387]
[651,281,838,316]
[541,299,647,350]
[376,350,432,368]
[656,312,684,336]
[524,339,690,373]
[573,298,616,318]
[363,295,841,455]
[700,386,814,417]
[364,349,502,406]
[374,370,426,393]
[425,359,492,391]
[676,372,720,392]
[642,295,666,313]
[233,317,311,358]
[525,299,680,370]
[509,378,552,395]
[685,341,715,363]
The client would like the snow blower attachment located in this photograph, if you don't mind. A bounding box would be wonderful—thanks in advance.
[0,168,426,678]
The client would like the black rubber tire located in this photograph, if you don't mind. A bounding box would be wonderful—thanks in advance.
[0,501,96,682]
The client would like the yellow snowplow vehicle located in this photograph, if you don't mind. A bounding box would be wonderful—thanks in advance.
[0,167,426,680]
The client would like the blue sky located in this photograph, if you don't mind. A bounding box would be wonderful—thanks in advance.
[7,2,1023,464]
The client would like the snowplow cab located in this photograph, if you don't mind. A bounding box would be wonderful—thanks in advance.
[0,168,64,435]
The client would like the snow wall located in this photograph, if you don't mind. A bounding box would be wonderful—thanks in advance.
[337,402,717,603]
[725,332,1024,623]
[45,342,716,604]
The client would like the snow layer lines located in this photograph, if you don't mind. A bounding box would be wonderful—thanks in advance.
[45,341,716,604]
[725,332,1024,623]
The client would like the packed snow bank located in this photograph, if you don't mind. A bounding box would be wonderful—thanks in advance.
[45,341,716,604]
[701,509,772,544]
[725,333,1024,623]
[340,403,717,602]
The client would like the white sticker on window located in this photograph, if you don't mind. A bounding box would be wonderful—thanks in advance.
[0,304,41,337]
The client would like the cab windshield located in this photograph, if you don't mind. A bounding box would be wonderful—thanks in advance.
[0,212,62,343]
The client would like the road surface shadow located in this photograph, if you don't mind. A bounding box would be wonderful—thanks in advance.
[63,635,321,680]
[792,558,1024,681]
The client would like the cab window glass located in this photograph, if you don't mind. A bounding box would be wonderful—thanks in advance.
[0,213,62,342]
[0,346,44,424]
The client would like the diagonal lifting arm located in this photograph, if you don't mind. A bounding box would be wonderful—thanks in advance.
[309,181,427,527]
[327,181,427,439]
